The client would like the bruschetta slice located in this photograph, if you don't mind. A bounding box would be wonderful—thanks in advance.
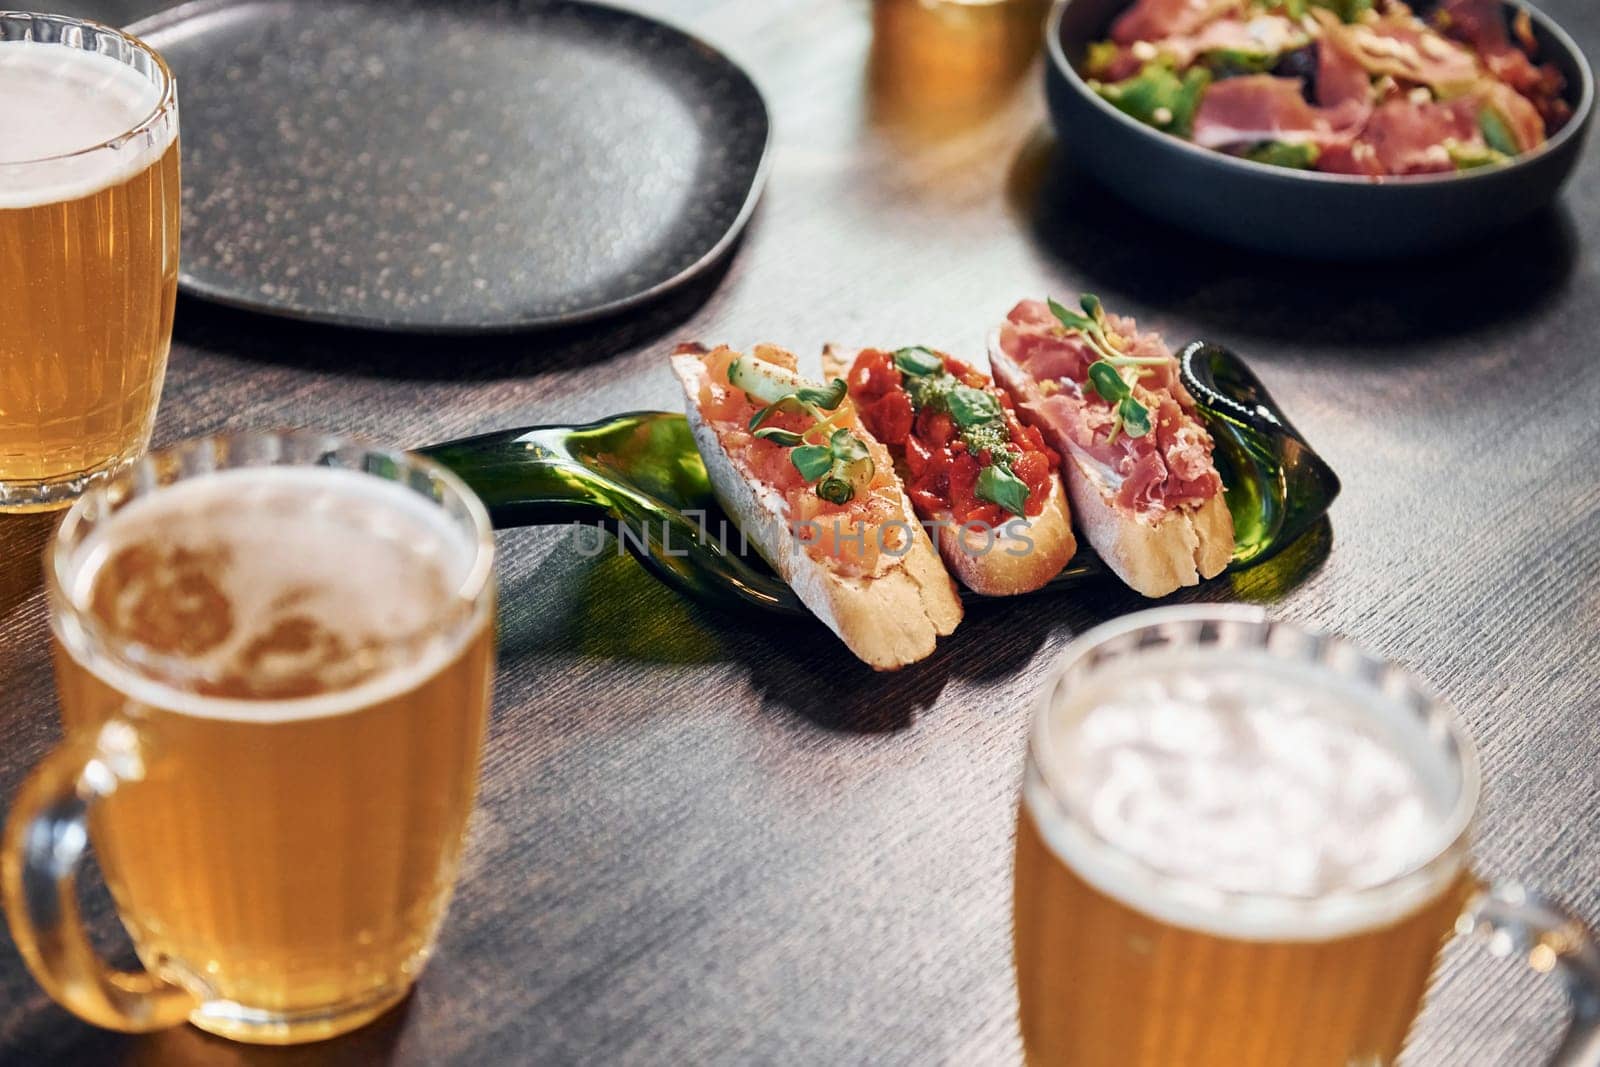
[670,342,962,670]
[822,344,1076,596]
[988,295,1234,597]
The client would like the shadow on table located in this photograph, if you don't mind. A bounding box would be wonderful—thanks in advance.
[724,601,1067,734]
[497,529,1073,734]
[1007,131,1580,349]
[0,992,411,1066]
[502,514,1331,734]
[171,245,740,384]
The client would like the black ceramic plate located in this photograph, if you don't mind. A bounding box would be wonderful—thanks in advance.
[1046,0,1593,259]
[421,341,1341,616]
[131,0,770,332]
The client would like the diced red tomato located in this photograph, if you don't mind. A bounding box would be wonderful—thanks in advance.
[839,346,1064,525]
[917,408,956,450]
[847,349,901,402]
[946,451,980,518]
[1012,450,1051,517]
[904,432,933,478]
[943,357,986,390]
[867,389,914,445]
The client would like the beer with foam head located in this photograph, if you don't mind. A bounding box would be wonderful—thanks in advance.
[7,437,496,1044]
[0,16,179,511]
[1014,621,1473,1067]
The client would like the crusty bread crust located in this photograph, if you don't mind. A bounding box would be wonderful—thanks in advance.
[822,344,1078,596]
[935,475,1076,596]
[671,351,961,670]
[988,333,1234,599]
[1065,455,1232,598]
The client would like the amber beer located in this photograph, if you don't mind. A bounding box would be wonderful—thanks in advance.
[0,16,180,511]
[3,437,496,1043]
[1014,618,1475,1067]
[871,0,1050,119]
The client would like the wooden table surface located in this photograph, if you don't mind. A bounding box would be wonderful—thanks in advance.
[4,0,1598,1063]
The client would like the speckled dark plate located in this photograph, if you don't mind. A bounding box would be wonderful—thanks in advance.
[130,0,770,332]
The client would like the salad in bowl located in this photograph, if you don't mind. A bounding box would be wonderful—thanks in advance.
[1084,0,1570,176]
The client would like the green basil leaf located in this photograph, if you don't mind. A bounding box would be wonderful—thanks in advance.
[1048,297,1098,336]
[1119,396,1153,438]
[754,426,804,447]
[1446,140,1508,170]
[892,346,945,378]
[1310,0,1372,23]
[827,428,870,463]
[1243,140,1321,169]
[1092,62,1211,138]
[974,463,1030,518]
[1086,361,1130,403]
[790,444,834,482]
[946,386,1003,428]
[796,378,848,410]
[1479,106,1519,156]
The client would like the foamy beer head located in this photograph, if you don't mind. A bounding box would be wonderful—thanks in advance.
[0,35,174,205]
[1014,609,1478,1067]
[0,14,179,510]
[35,434,496,1044]
[71,467,482,705]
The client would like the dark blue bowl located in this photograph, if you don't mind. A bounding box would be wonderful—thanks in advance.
[1045,0,1594,259]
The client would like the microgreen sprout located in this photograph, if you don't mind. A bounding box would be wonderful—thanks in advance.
[1085,360,1154,444]
[1048,294,1168,371]
[791,427,874,504]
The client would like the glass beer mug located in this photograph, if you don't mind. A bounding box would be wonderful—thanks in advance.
[1014,607,1600,1067]
[2,433,497,1044]
[0,13,180,511]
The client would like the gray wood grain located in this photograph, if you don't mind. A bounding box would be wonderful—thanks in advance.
[2,0,1597,1063]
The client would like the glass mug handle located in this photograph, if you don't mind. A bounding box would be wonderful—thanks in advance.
[1,721,195,1031]
[1464,881,1600,1065]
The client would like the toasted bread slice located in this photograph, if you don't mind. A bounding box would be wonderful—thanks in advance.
[1061,451,1233,597]
[989,331,1233,598]
[823,344,1077,596]
[671,346,961,670]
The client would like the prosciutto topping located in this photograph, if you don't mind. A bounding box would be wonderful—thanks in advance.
[1192,74,1367,149]
[1318,96,1478,175]
[1435,0,1570,128]
[1315,23,1374,110]
[994,300,1222,517]
[1112,0,1244,46]
[1162,15,1307,68]
[1318,13,1481,95]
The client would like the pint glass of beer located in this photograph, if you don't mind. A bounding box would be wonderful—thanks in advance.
[0,14,180,512]
[1014,607,1600,1067]
[2,433,497,1044]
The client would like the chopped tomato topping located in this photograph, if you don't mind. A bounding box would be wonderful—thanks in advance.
[846,348,900,402]
[844,347,1060,524]
[866,389,914,445]
[917,407,957,451]
[1012,451,1052,517]
[689,345,911,577]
